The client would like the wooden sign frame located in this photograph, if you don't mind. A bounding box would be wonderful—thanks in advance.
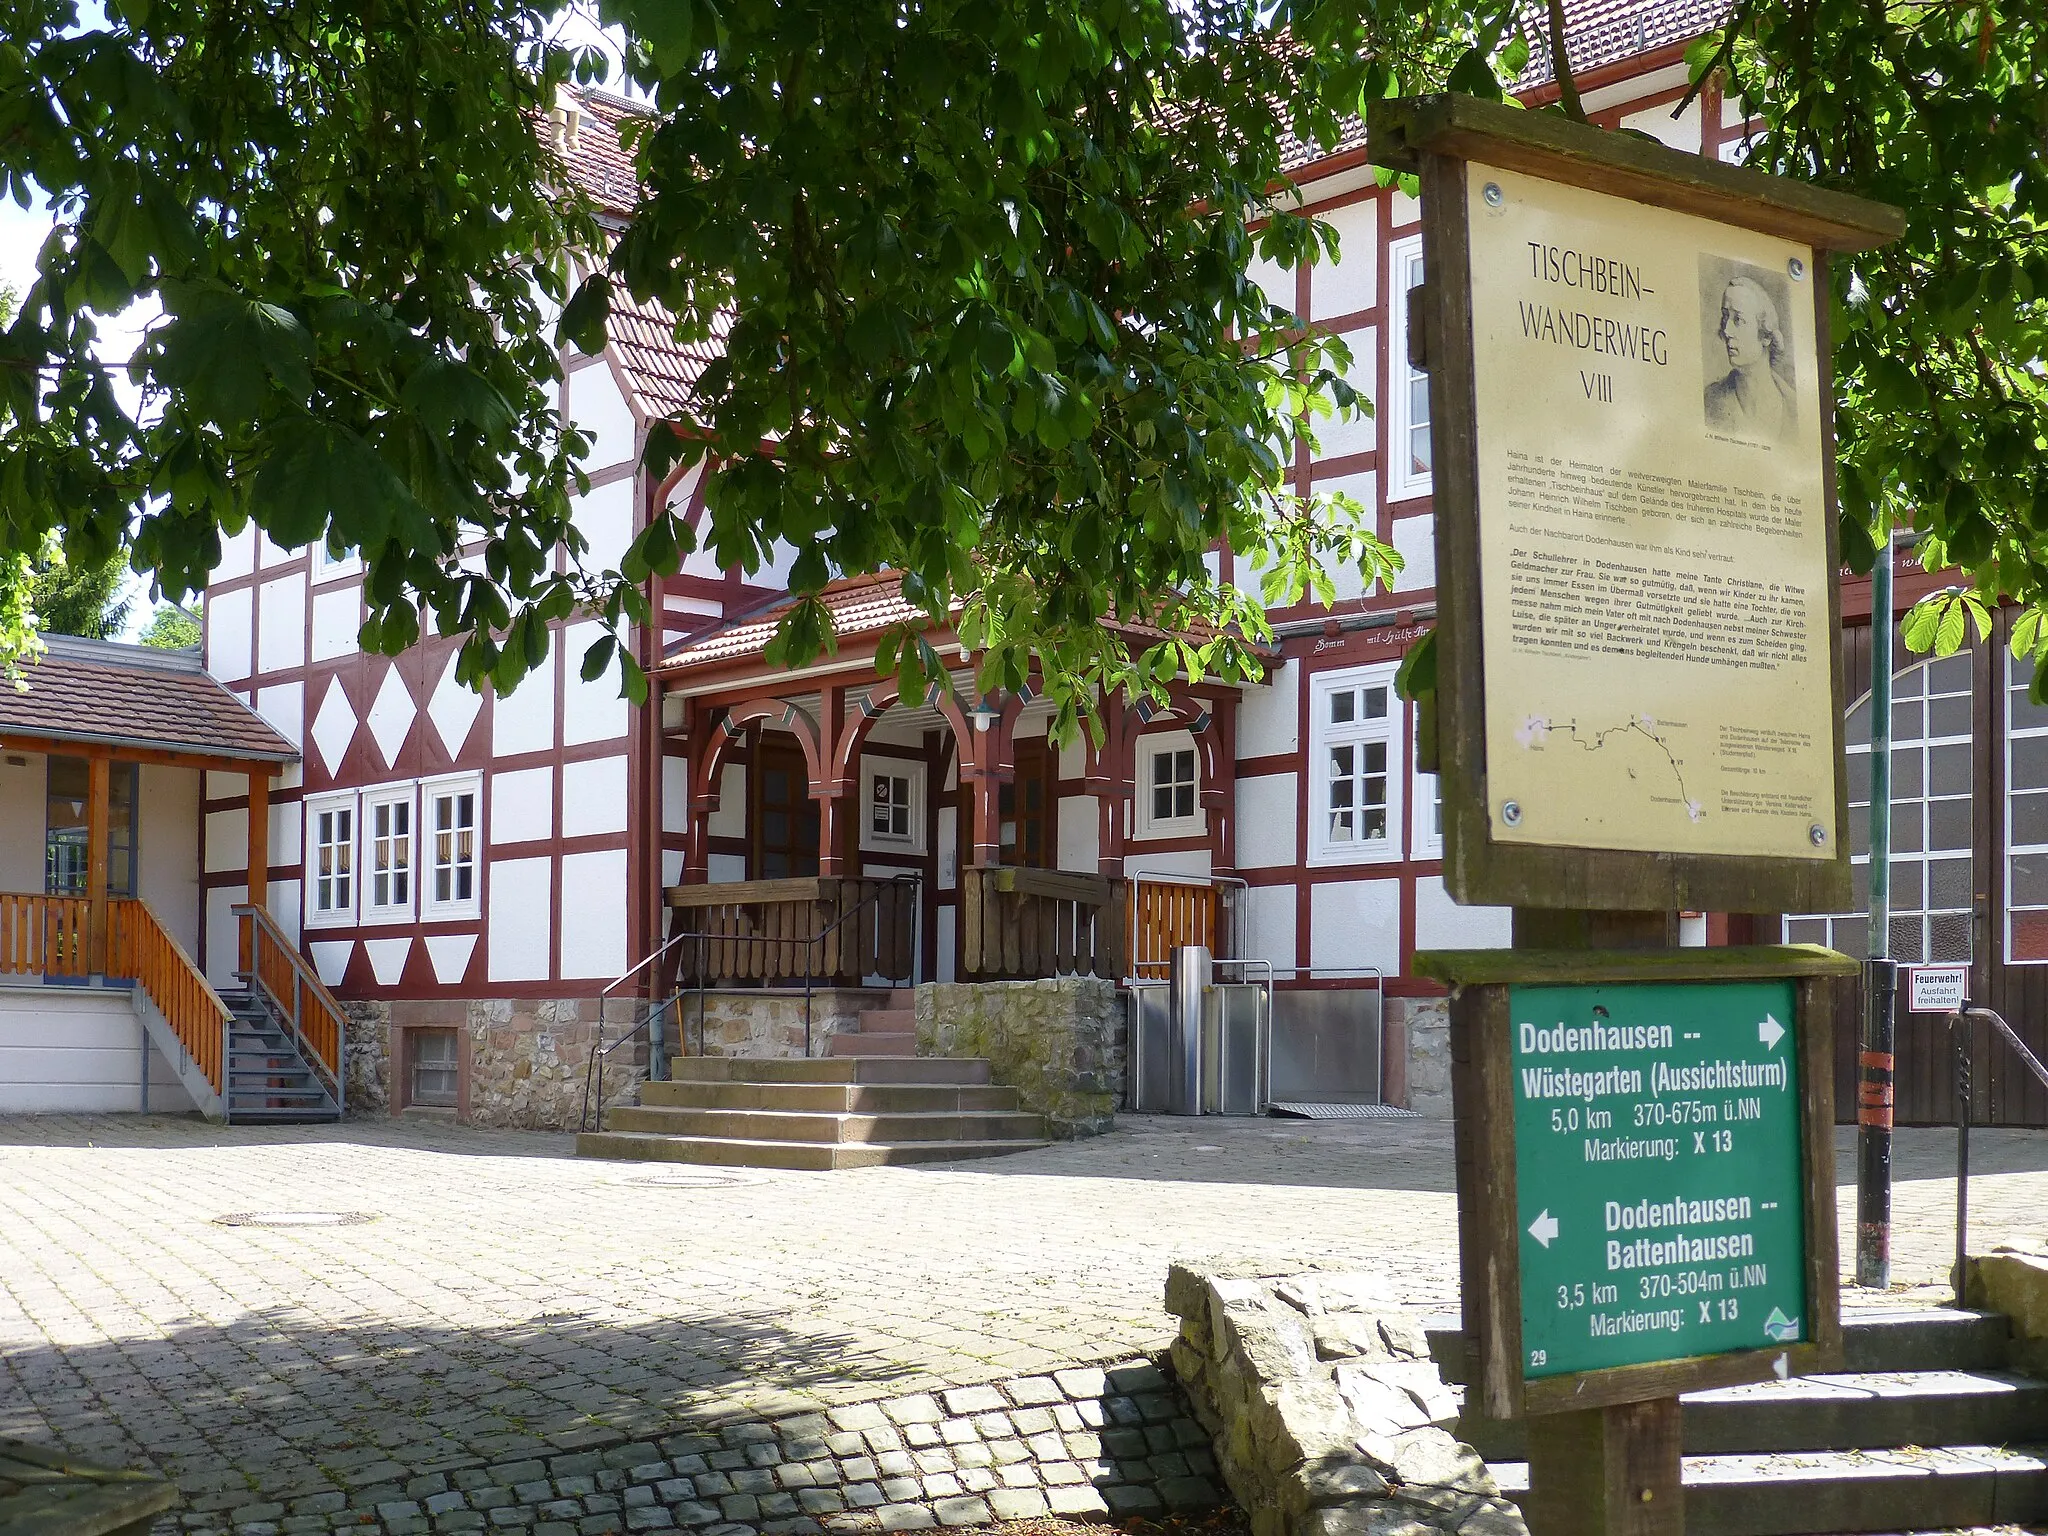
[1417,942,1856,1419]
[1370,95,1903,915]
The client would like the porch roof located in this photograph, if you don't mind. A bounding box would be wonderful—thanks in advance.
[0,635,298,766]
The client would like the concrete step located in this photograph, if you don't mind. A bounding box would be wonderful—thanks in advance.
[1492,1443,2048,1534]
[639,1079,1022,1114]
[666,1055,990,1085]
[855,1008,916,1034]
[603,1105,1047,1145]
[574,1130,1050,1170]
[825,1031,919,1057]
[1428,1308,2013,1384]
[1460,1370,2048,1462]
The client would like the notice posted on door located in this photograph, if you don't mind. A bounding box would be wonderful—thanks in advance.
[1467,162,1838,860]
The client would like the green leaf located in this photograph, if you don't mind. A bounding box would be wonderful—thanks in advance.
[580,631,617,682]
[1394,628,1438,701]
[556,272,613,356]
[1901,596,1944,653]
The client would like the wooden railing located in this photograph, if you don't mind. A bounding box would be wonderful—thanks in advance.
[0,893,92,977]
[958,867,1125,981]
[665,876,919,986]
[106,897,231,1098]
[235,903,345,1102]
[1129,878,1222,980]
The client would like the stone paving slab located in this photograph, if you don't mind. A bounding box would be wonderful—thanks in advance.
[2,1113,2045,1536]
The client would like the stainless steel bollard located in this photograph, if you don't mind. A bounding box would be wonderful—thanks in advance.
[1167,945,1211,1116]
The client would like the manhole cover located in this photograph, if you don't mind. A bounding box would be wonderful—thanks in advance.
[620,1171,753,1189]
[215,1211,379,1228]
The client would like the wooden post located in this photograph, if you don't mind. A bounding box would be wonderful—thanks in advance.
[85,753,110,976]
[244,770,269,977]
[1515,905,1683,1536]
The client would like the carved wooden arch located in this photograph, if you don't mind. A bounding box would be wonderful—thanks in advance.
[832,676,985,786]
[690,696,825,814]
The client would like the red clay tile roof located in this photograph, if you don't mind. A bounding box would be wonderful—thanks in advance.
[1,637,297,763]
[1519,0,1724,88]
[660,573,927,672]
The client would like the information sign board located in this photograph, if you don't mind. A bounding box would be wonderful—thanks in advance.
[1368,94,1902,917]
[1906,964,1968,1015]
[1512,979,1808,1378]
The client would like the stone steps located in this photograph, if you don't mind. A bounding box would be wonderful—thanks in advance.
[1489,1443,2048,1534]
[668,1056,991,1085]
[573,1129,1050,1170]
[639,1079,1022,1114]
[826,1031,919,1057]
[603,1105,1047,1145]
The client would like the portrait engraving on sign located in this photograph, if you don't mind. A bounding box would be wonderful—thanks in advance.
[1470,162,1837,859]
[1512,979,1809,1378]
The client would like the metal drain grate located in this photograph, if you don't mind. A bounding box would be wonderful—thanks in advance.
[1268,1102,1420,1120]
[215,1211,378,1228]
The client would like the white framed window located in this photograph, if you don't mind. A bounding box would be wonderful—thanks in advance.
[1310,663,1403,865]
[313,540,361,582]
[306,792,357,926]
[362,786,416,922]
[1782,655,1972,963]
[1135,731,1204,839]
[1386,236,1431,503]
[2008,652,2048,961]
[424,773,483,918]
[1413,726,1443,859]
[858,758,925,855]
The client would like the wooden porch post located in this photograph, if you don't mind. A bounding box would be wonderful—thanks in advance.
[86,752,110,975]
[245,770,270,977]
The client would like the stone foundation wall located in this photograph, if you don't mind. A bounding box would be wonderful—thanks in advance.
[341,1000,391,1114]
[915,977,1122,1138]
[1397,997,1452,1119]
[1164,1261,1523,1536]
[680,989,885,1059]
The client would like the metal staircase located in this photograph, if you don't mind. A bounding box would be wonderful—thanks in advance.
[219,987,341,1123]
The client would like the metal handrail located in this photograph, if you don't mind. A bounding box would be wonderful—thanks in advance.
[1949,1001,2048,1302]
[582,875,921,1134]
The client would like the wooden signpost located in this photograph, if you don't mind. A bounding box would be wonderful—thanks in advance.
[1370,93,1903,1533]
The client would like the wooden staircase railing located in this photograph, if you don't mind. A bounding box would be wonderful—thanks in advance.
[106,897,231,1099]
[665,876,919,987]
[235,903,346,1107]
[958,867,1125,981]
[0,893,93,978]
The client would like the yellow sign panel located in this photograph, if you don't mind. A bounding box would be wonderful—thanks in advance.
[1469,161,1837,861]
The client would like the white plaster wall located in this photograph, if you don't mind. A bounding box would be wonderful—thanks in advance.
[1056,797,1097,873]
[1623,96,1702,153]
[203,809,245,877]
[487,857,553,982]
[1247,251,1293,313]
[137,765,202,956]
[490,767,554,845]
[1391,514,1436,594]
[1124,848,1210,880]
[0,755,45,893]
[204,885,244,990]
[936,907,956,984]
[569,364,640,472]
[310,586,360,662]
[215,526,257,583]
[561,756,629,838]
[491,661,556,757]
[706,764,747,840]
[1413,874,1512,951]
[1238,661,1298,758]
[661,757,688,835]
[574,477,636,575]
[1235,773,1299,869]
[559,849,628,980]
[1312,200,1379,319]
[256,576,307,675]
[1309,877,1400,979]
[0,987,198,1113]
[561,622,629,744]
[1313,330,1378,462]
[935,806,957,891]
[1243,884,1299,973]
[207,587,252,683]
[706,853,747,883]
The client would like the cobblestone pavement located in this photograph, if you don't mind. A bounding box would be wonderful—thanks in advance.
[2,1112,2046,1536]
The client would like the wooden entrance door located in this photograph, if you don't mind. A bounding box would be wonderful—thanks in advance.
[753,742,820,878]
[1000,738,1056,868]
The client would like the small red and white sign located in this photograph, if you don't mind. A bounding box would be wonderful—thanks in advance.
[1906,965,1968,1014]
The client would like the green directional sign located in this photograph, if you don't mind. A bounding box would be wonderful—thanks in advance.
[1511,978,1808,1379]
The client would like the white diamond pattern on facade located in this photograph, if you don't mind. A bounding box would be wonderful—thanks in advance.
[366,665,418,768]
[427,654,484,757]
[310,679,357,777]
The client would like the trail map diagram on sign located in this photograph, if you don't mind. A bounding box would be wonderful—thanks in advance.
[1515,713,1703,824]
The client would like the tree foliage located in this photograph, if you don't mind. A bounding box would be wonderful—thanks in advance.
[2,0,2045,714]
[30,543,131,638]
[139,602,202,650]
